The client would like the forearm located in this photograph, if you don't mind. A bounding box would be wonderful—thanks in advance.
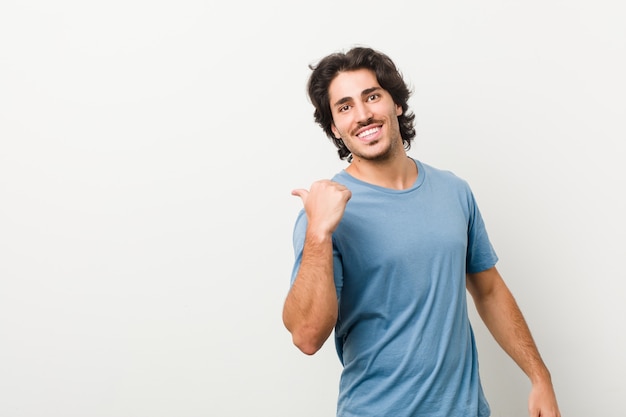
[468,268,561,416]
[282,230,338,355]
[468,271,550,383]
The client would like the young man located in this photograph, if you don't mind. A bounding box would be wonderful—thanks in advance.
[282,47,561,417]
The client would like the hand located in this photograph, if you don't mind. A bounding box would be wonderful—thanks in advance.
[528,380,561,417]
[292,180,352,236]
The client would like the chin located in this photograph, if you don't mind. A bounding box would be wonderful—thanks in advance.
[357,145,395,161]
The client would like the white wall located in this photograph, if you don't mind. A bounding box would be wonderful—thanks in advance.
[1,1,624,416]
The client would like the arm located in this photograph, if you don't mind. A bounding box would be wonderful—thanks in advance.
[466,266,561,417]
[282,180,351,355]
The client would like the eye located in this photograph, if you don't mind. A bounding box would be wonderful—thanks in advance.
[338,104,351,113]
[367,93,380,102]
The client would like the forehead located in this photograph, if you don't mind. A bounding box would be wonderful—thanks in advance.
[328,68,380,103]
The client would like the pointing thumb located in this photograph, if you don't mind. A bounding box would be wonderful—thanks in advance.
[291,188,309,204]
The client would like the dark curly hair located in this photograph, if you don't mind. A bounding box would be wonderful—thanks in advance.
[307,47,416,161]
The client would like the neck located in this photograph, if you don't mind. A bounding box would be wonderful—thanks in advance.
[346,153,417,190]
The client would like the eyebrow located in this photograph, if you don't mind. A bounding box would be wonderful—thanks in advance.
[332,86,382,107]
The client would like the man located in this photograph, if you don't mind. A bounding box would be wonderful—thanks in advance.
[282,46,561,417]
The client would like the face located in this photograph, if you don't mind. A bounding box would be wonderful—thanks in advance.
[329,68,403,162]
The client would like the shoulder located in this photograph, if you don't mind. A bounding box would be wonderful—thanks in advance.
[330,169,352,186]
[418,160,471,189]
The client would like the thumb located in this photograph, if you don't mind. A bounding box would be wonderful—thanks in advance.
[291,188,309,204]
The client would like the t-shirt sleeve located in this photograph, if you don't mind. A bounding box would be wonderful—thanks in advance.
[466,190,499,274]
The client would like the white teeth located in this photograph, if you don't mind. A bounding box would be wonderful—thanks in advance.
[358,127,379,137]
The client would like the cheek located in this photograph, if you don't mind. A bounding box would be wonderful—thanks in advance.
[331,117,351,138]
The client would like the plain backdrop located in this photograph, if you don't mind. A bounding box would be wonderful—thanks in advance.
[1,1,625,416]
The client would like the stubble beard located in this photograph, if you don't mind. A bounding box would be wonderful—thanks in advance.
[349,131,402,163]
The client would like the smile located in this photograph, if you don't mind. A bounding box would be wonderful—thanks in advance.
[357,127,381,139]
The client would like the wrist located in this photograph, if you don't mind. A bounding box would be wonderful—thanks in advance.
[305,226,334,243]
[529,367,552,386]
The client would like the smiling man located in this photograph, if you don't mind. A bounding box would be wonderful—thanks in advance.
[282,46,561,417]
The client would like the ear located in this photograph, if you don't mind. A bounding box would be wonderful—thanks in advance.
[331,123,341,139]
[396,104,403,116]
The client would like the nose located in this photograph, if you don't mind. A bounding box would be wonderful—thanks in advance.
[354,103,373,124]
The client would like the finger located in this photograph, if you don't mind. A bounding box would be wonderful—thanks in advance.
[291,188,309,203]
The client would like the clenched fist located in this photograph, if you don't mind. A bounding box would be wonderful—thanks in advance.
[292,180,352,236]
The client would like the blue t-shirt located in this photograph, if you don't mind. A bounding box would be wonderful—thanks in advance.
[290,159,498,417]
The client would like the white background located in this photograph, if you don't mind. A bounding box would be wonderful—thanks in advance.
[1,1,624,416]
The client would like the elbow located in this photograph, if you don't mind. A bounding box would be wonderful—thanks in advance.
[282,305,336,355]
[292,332,326,355]
[285,323,332,355]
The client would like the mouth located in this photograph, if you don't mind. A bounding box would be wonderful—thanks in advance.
[356,126,381,141]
